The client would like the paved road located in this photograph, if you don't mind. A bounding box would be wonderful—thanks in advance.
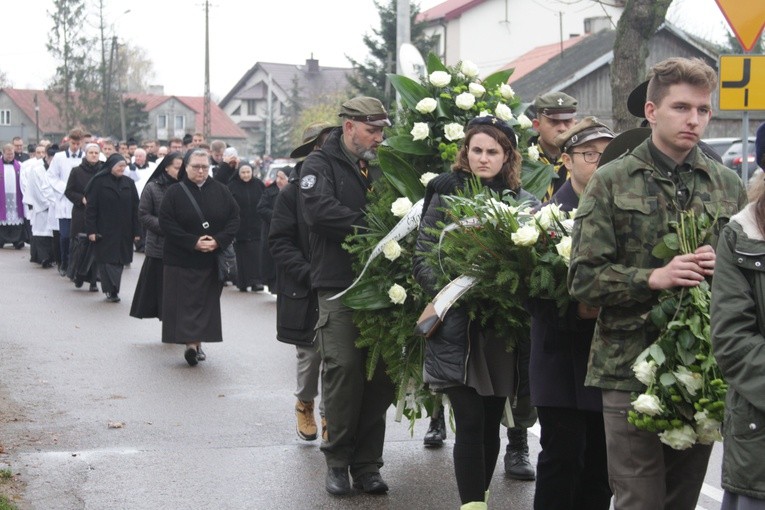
[0,247,725,509]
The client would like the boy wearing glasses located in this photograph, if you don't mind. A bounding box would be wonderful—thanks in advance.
[568,58,747,509]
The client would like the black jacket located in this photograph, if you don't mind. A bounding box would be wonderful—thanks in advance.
[528,179,602,411]
[228,177,265,241]
[65,159,102,236]
[413,170,539,387]
[299,128,374,290]
[159,177,240,270]
[268,163,318,345]
[138,173,176,259]
[85,173,140,265]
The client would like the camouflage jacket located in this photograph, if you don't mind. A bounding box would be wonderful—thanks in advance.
[567,139,747,391]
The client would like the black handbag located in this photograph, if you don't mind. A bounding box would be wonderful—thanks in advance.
[179,182,238,282]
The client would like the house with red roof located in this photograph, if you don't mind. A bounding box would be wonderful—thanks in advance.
[416,0,623,78]
[0,89,247,151]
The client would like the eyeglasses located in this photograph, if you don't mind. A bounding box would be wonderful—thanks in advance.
[570,151,603,163]
[188,164,209,171]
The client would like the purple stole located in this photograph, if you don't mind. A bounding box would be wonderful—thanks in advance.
[0,159,23,221]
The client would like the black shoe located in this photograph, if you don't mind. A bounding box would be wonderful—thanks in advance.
[13,241,24,250]
[423,413,446,447]
[89,283,98,292]
[41,259,53,269]
[325,467,350,496]
[196,347,206,362]
[352,472,389,494]
[252,284,264,292]
[58,266,67,277]
[184,347,199,367]
[106,293,120,303]
[505,427,535,480]
[74,278,84,289]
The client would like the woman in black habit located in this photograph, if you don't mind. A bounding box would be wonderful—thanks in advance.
[158,149,239,366]
[227,163,265,292]
[256,167,288,291]
[130,152,182,320]
[65,142,102,291]
[85,153,141,303]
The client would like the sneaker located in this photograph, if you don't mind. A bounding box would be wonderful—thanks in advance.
[295,399,317,441]
[321,416,328,442]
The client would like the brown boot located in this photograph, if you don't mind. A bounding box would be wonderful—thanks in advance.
[295,399,317,440]
[321,416,328,442]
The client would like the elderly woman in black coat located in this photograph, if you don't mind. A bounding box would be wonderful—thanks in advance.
[130,152,182,321]
[85,153,141,303]
[159,149,239,366]
[228,163,265,292]
[412,116,539,509]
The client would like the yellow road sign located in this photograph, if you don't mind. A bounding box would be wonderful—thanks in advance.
[719,55,765,111]
[716,0,765,51]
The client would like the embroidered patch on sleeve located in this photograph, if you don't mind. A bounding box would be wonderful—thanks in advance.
[300,175,317,190]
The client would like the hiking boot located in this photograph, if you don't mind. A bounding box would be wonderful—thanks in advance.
[321,416,328,442]
[504,427,535,480]
[295,399,317,440]
[423,412,446,447]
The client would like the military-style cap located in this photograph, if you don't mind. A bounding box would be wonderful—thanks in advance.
[534,91,578,120]
[338,96,391,127]
[467,115,517,148]
[290,121,336,159]
[555,116,615,152]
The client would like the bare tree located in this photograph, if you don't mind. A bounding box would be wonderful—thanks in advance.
[610,0,673,132]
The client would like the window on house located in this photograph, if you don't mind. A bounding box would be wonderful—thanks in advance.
[246,100,257,116]
[175,115,185,130]
[0,110,10,126]
[157,114,167,129]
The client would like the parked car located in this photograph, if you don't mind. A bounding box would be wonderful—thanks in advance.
[722,138,757,176]
[701,137,737,159]
[262,158,296,186]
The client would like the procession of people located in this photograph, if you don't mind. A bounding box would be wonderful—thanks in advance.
[2,55,765,510]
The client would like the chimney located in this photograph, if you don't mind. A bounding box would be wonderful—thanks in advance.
[148,84,165,95]
[306,53,319,74]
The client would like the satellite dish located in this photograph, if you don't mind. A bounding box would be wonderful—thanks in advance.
[399,43,426,80]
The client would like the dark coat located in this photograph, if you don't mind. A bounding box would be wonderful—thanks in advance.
[65,159,101,236]
[84,173,140,265]
[528,179,602,412]
[257,183,280,286]
[159,176,240,270]
[268,163,318,345]
[228,176,265,241]
[413,170,539,386]
[139,174,176,259]
[212,160,236,184]
[299,127,374,290]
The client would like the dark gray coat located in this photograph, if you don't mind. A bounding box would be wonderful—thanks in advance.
[85,173,140,265]
[138,175,175,259]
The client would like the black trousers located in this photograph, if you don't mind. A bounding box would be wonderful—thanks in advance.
[534,406,612,510]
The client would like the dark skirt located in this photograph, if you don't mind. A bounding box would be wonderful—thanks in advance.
[98,263,124,294]
[162,264,223,344]
[0,224,25,246]
[130,256,163,319]
[234,239,260,289]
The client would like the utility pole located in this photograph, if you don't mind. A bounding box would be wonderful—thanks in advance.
[34,94,39,144]
[396,0,411,76]
[203,0,212,141]
[265,73,273,156]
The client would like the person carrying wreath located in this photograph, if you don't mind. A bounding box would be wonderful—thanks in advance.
[568,57,747,509]
[412,115,539,510]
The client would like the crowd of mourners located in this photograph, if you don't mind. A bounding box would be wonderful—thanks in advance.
[3,56,765,510]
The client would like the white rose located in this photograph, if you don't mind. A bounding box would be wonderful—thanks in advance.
[415,97,438,114]
[555,236,573,265]
[460,60,479,78]
[511,225,539,246]
[382,240,402,261]
[560,218,575,233]
[694,411,722,444]
[468,82,486,97]
[455,92,476,110]
[673,366,703,396]
[495,103,514,122]
[410,122,430,141]
[632,393,663,416]
[388,283,407,305]
[499,83,515,99]
[429,70,451,88]
[390,197,414,217]
[569,208,578,219]
[527,144,540,161]
[478,110,491,117]
[419,172,438,186]
[534,203,562,230]
[633,359,658,386]
[443,123,465,142]
[659,424,697,450]
[517,114,532,130]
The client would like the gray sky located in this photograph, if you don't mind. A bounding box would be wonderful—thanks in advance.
[0,0,736,100]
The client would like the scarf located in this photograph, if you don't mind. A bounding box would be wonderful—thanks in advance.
[0,159,23,221]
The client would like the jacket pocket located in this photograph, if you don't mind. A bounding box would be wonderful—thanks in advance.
[613,194,661,253]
